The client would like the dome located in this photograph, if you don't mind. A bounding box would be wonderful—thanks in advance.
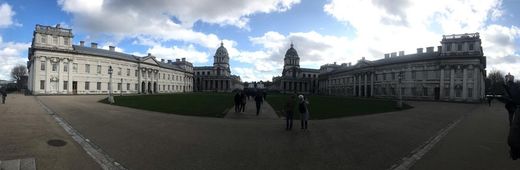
[285,43,299,59]
[215,42,229,59]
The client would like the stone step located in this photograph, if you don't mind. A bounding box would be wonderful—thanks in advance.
[0,158,36,170]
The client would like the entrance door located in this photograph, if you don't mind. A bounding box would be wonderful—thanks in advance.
[72,81,78,94]
[434,87,440,100]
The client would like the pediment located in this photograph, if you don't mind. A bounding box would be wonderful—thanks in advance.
[142,57,159,66]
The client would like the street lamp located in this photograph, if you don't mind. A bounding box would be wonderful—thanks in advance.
[397,71,404,108]
[108,66,114,104]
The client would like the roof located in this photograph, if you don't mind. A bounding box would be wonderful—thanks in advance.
[285,43,299,59]
[194,66,214,70]
[73,45,138,62]
[301,68,320,73]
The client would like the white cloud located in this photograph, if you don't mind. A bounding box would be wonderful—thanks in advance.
[0,3,18,28]
[232,67,277,82]
[147,44,210,64]
[0,37,30,80]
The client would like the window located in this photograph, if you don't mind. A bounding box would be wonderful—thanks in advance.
[135,70,138,77]
[412,71,416,79]
[457,43,463,51]
[41,36,47,43]
[383,73,387,80]
[401,87,405,95]
[85,64,90,73]
[127,69,130,76]
[168,75,170,80]
[63,63,68,72]
[412,87,417,96]
[40,80,45,90]
[53,36,58,44]
[469,42,474,50]
[63,81,68,90]
[444,88,450,97]
[118,68,122,76]
[64,38,69,45]
[97,65,101,74]
[41,61,45,70]
[207,71,210,75]
[163,73,165,79]
[423,71,428,80]
[423,87,428,96]
[52,63,58,71]
[85,82,90,90]
[468,88,473,97]
[456,88,462,97]
[127,83,130,90]
[117,83,122,90]
[446,43,452,51]
[392,73,396,80]
[97,82,101,90]
[73,63,78,73]
[135,84,138,91]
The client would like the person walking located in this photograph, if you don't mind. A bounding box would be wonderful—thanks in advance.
[240,91,247,112]
[488,96,493,107]
[254,92,263,116]
[0,87,6,104]
[234,91,241,113]
[298,95,309,130]
[284,95,296,130]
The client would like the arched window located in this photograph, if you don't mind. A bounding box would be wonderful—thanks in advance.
[217,67,221,76]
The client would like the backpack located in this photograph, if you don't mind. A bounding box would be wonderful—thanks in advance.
[299,102,306,113]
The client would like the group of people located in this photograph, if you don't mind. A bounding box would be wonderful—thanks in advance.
[234,91,265,116]
[284,94,310,130]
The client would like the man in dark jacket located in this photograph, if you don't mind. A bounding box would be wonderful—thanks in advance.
[504,74,520,160]
[234,92,241,113]
[254,92,263,116]
[0,87,6,104]
[240,92,247,112]
[284,95,296,130]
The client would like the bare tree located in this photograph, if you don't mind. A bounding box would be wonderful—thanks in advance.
[486,69,505,95]
[11,65,27,90]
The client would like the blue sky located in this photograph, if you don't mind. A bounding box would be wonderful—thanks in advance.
[0,0,519,81]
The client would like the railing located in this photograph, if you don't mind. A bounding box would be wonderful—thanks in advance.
[443,33,479,39]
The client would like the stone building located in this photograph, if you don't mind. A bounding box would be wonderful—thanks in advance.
[273,43,319,94]
[27,24,194,95]
[193,42,241,92]
[318,33,486,102]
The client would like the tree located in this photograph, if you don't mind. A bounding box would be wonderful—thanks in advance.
[486,69,505,95]
[11,65,27,90]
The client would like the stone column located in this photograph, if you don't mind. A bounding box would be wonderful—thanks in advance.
[138,67,142,93]
[370,73,374,97]
[45,58,50,94]
[364,73,368,97]
[462,67,467,100]
[58,59,63,93]
[439,67,445,99]
[449,66,455,99]
[352,76,356,96]
[473,67,478,100]
[68,59,73,94]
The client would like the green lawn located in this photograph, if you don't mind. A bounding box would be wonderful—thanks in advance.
[266,94,412,120]
[103,93,234,118]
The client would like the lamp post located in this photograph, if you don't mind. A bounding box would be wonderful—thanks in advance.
[108,66,114,104]
[397,72,403,108]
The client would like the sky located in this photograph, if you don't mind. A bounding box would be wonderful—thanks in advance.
[0,0,519,82]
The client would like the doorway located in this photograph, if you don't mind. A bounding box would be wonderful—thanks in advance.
[434,87,440,100]
[72,81,78,95]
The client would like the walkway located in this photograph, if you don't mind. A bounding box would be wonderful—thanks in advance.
[0,94,100,170]
[224,98,280,120]
[36,95,490,169]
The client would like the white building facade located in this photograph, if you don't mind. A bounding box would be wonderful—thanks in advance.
[318,33,486,102]
[27,24,194,95]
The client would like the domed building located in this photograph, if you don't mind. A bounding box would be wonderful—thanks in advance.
[274,43,320,94]
[193,42,241,92]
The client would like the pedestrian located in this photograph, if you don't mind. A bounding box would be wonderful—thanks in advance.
[1,87,6,104]
[240,91,247,112]
[503,74,520,160]
[298,95,309,130]
[284,95,296,130]
[254,92,263,116]
[488,96,493,107]
[234,91,241,113]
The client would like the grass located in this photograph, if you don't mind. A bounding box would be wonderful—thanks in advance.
[266,94,412,120]
[101,93,234,118]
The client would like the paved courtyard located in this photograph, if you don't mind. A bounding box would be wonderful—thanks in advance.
[2,94,520,169]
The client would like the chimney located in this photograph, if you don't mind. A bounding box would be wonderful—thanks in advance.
[109,46,115,51]
[147,53,151,57]
[334,62,337,65]
[176,59,180,62]
[167,60,172,64]
[399,51,405,56]
[417,48,423,54]
[182,58,186,62]
[161,59,165,63]
[437,46,442,52]
[80,41,85,47]
[426,47,434,53]
[384,53,390,59]
[349,62,352,66]
[91,42,98,48]
[390,52,397,57]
